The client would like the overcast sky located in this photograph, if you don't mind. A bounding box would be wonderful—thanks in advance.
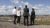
[0,0,50,15]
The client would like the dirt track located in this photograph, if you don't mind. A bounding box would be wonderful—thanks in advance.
[0,16,50,28]
[0,22,50,28]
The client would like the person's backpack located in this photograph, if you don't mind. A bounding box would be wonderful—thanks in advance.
[23,8,29,16]
[24,8,29,12]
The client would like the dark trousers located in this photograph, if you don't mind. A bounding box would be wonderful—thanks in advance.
[17,16,21,23]
[14,15,21,24]
[30,16,35,25]
[24,16,29,25]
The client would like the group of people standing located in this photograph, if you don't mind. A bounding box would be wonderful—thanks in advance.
[13,5,35,26]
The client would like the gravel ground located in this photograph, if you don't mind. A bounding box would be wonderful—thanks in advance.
[0,22,50,28]
[0,16,50,28]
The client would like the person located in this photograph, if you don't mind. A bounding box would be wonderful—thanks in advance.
[23,5,29,26]
[30,8,35,25]
[17,7,21,24]
[13,7,17,24]
[13,7,21,24]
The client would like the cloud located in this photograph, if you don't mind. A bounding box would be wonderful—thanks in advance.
[34,4,43,6]
[10,0,50,15]
[0,5,6,9]
[32,4,50,15]
[24,2,29,5]
[32,4,44,9]
[0,5,14,15]
[11,0,19,4]
[10,0,25,4]
[7,5,14,9]
[0,5,7,15]
[0,0,50,15]
[10,0,33,8]
[47,6,50,9]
